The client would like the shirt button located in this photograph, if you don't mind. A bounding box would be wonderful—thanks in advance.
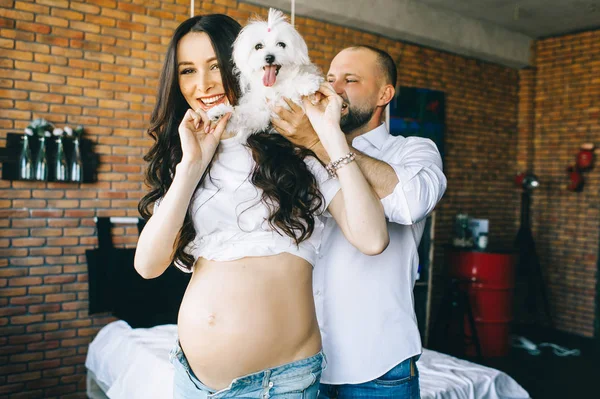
[268,381,274,388]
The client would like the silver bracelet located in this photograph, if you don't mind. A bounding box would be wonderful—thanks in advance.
[326,152,356,178]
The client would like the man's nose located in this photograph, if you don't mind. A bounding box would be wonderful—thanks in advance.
[265,54,275,64]
[330,79,344,95]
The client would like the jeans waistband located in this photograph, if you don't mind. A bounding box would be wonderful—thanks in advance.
[170,338,325,392]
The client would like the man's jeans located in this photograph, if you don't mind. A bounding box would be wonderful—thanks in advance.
[318,356,420,399]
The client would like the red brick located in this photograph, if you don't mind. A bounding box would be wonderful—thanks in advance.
[45,293,77,303]
[0,363,27,376]
[51,27,84,39]
[0,8,34,22]
[0,383,25,395]
[0,288,27,297]
[61,319,92,329]
[36,15,69,28]
[0,88,27,100]
[63,209,95,218]
[61,283,88,293]
[29,92,63,103]
[117,2,144,14]
[0,16,15,28]
[15,21,51,34]
[0,344,26,355]
[10,351,43,362]
[28,285,62,298]
[101,7,129,20]
[15,41,50,55]
[9,277,43,287]
[11,238,45,247]
[8,333,43,345]
[11,315,44,325]
[44,330,76,340]
[10,296,43,305]
[70,1,100,14]
[48,218,80,227]
[85,14,116,27]
[45,347,76,359]
[44,383,77,396]
[30,228,62,237]
[43,275,76,284]
[0,306,26,317]
[14,101,49,112]
[8,200,47,210]
[45,311,77,321]
[7,371,41,383]
[9,257,41,266]
[42,365,74,378]
[34,52,67,65]
[69,20,101,33]
[25,376,59,388]
[0,228,28,237]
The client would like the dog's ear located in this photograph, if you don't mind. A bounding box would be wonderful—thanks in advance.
[234,66,251,94]
[232,27,252,77]
[292,30,310,65]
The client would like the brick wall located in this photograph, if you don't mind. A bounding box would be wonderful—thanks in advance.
[525,30,600,337]
[2,0,519,397]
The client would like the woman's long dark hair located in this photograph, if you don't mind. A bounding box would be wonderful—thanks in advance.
[138,14,323,271]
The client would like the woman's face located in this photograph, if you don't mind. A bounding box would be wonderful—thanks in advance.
[177,32,230,112]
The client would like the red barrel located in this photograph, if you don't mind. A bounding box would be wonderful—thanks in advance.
[447,249,516,357]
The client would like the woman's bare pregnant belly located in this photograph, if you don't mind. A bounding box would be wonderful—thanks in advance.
[177,252,321,391]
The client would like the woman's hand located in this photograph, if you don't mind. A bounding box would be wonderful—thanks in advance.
[178,108,231,170]
[302,83,349,159]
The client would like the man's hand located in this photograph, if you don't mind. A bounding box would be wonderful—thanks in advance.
[271,97,320,150]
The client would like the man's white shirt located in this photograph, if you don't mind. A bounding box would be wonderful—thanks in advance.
[313,123,447,384]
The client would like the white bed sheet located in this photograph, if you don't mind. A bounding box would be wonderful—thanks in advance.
[85,321,529,399]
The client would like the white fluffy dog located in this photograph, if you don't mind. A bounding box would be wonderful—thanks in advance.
[207,8,323,142]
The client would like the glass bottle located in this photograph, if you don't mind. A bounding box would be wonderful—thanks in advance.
[54,137,68,181]
[70,138,83,183]
[18,135,33,180]
[34,136,48,181]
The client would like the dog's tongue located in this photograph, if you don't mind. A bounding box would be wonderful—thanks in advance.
[263,65,277,87]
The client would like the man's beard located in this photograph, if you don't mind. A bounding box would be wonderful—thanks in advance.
[340,104,375,134]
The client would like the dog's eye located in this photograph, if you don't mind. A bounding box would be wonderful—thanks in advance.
[276,42,286,48]
[255,43,263,50]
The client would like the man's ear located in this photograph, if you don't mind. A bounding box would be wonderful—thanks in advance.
[377,84,395,107]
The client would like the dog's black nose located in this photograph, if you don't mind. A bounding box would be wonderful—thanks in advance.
[265,54,275,64]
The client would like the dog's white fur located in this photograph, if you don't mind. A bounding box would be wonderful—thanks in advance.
[207,8,323,143]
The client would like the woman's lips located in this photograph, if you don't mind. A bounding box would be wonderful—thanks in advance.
[196,94,227,110]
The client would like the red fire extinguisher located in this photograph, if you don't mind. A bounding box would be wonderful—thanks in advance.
[567,143,595,192]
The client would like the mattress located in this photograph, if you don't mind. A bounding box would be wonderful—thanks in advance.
[85,321,530,399]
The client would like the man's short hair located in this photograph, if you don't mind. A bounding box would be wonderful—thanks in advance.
[349,45,397,88]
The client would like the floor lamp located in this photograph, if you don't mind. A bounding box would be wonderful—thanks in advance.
[514,172,553,328]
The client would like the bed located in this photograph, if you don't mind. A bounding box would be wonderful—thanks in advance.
[85,320,530,399]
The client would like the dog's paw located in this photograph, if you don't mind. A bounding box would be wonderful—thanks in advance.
[206,104,234,122]
[296,74,323,97]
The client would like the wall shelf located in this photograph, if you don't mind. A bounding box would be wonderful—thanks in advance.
[1,132,99,183]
